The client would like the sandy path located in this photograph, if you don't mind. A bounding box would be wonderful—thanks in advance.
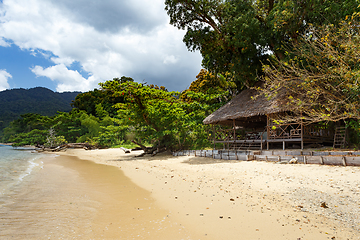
[59,148,360,239]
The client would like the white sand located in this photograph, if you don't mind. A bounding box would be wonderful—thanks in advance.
[58,148,360,239]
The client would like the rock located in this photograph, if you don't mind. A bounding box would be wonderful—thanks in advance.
[289,157,298,164]
[320,202,329,208]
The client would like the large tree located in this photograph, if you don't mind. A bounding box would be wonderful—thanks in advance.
[258,12,360,123]
[100,79,225,152]
[165,0,359,89]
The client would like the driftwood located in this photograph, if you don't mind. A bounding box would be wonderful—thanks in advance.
[120,147,131,153]
[36,143,96,152]
[131,140,167,157]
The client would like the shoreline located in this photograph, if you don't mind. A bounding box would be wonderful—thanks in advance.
[57,148,360,239]
[0,152,194,239]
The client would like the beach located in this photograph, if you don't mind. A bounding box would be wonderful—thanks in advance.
[1,148,359,239]
[57,148,359,239]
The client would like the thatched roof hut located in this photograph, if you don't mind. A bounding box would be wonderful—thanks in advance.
[203,88,337,150]
[203,88,289,128]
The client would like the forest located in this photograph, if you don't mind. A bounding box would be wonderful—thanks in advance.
[3,0,360,150]
[0,87,80,133]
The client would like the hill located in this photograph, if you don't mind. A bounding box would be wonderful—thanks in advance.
[0,87,81,131]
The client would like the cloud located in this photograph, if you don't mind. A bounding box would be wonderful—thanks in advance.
[31,64,96,92]
[0,69,11,91]
[0,0,202,92]
[50,0,167,34]
[0,37,10,47]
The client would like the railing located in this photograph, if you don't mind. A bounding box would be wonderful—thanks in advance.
[267,123,302,139]
[214,128,236,142]
[214,129,266,142]
[303,125,333,138]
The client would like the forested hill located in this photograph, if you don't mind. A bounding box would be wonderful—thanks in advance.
[0,87,81,130]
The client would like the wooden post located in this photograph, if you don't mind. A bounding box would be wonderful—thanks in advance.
[342,156,347,166]
[300,112,304,150]
[267,115,270,150]
[320,156,324,165]
[283,141,285,150]
[213,125,216,150]
[233,119,236,140]
[304,156,307,164]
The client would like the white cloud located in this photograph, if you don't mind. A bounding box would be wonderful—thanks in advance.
[0,69,11,91]
[0,0,202,92]
[31,64,97,92]
[0,37,10,47]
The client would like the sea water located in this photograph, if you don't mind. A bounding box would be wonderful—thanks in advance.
[0,144,43,197]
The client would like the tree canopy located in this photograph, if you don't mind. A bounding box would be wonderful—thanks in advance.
[258,12,360,124]
[165,0,359,89]
[100,78,226,152]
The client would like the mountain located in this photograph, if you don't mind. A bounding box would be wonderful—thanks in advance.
[0,87,81,130]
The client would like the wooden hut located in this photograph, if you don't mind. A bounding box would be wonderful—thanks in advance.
[203,88,334,150]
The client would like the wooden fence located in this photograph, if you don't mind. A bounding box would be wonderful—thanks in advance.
[173,150,360,167]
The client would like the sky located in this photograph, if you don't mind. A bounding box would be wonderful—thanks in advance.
[0,0,203,92]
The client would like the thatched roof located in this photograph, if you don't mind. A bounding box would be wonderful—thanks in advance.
[203,88,289,126]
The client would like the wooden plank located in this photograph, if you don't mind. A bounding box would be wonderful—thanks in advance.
[343,157,360,166]
[323,157,344,166]
[303,156,320,164]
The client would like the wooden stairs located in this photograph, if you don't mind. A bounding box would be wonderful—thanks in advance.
[333,126,346,149]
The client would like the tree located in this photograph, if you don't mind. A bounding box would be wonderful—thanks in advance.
[181,69,237,102]
[165,0,359,89]
[258,12,360,124]
[100,79,224,152]
[51,110,88,143]
[10,129,48,147]
[71,77,132,118]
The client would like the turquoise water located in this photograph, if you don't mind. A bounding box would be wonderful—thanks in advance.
[0,145,44,196]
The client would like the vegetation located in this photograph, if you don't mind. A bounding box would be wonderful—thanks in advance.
[0,87,80,134]
[165,0,358,89]
[2,72,228,151]
[3,3,360,149]
[100,77,228,152]
[258,12,360,124]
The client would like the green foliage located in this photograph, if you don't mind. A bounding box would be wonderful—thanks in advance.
[4,73,227,150]
[259,12,360,123]
[71,77,132,118]
[165,0,359,89]
[100,79,226,150]
[10,129,48,147]
[4,106,126,148]
[0,87,79,134]
[51,111,86,143]
[181,69,237,102]
[1,113,52,142]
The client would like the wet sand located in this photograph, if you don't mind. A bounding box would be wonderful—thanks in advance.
[0,154,193,239]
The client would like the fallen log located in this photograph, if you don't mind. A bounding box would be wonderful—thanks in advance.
[131,140,167,157]
[36,143,96,152]
[120,147,131,153]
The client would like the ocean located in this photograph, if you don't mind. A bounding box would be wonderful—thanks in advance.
[0,144,44,198]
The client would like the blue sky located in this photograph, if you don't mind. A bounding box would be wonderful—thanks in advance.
[0,0,202,92]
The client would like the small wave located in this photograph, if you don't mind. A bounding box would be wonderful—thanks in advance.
[18,157,41,182]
